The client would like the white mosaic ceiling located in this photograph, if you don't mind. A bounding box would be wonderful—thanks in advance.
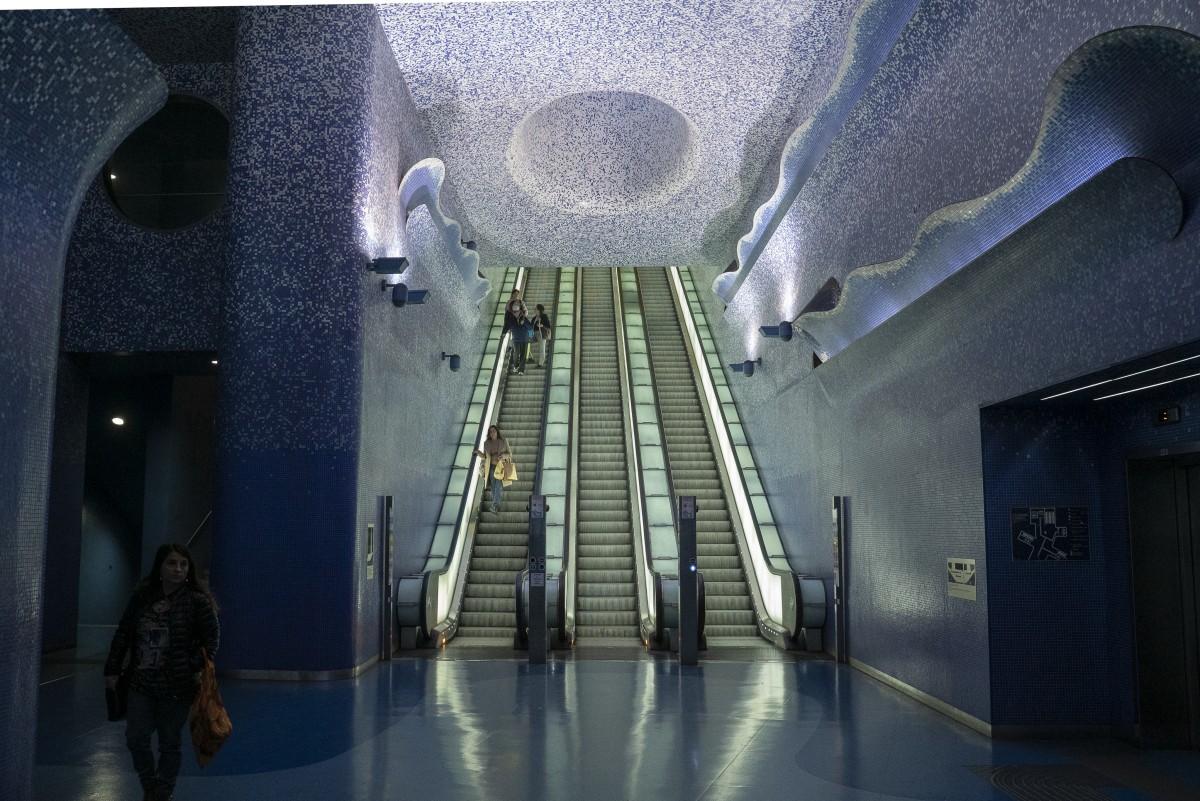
[375,0,861,269]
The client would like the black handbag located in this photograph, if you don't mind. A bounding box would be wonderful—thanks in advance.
[106,615,134,722]
[105,669,131,721]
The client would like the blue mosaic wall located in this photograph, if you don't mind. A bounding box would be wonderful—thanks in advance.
[696,11,1200,728]
[210,5,490,672]
[981,407,1116,729]
[698,155,1195,725]
[352,12,497,667]
[982,387,1200,730]
[212,5,370,672]
[61,62,232,353]
[0,10,164,798]
[722,3,1200,352]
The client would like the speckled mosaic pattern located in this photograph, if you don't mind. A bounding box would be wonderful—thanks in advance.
[720,1,1200,360]
[984,389,1200,730]
[715,0,920,303]
[107,6,237,64]
[704,157,1198,724]
[62,62,233,352]
[376,0,861,267]
[214,5,383,671]
[219,4,376,453]
[795,26,1200,359]
[354,19,497,667]
[0,9,164,796]
[398,158,491,323]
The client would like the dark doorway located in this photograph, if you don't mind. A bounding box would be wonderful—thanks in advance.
[1127,451,1200,748]
[44,352,218,652]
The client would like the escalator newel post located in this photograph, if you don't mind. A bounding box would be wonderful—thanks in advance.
[528,494,548,664]
[679,495,699,666]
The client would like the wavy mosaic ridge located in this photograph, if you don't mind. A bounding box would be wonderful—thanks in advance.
[713,0,919,303]
[398,158,490,328]
[376,1,861,268]
[797,26,1200,360]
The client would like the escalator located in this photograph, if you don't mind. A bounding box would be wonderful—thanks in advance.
[574,270,639,639]
[636,268,757,639]
[457,268,560,639]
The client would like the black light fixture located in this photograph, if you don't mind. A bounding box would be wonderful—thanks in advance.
[369,256,427,306]
[460,240,477,251]
[729,357,762,377]
[370,256,409,274]
[759,321,793,342]
[441,352,461,372]
[381,282,428,307]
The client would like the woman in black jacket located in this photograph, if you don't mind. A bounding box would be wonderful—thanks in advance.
[105,543,219,801]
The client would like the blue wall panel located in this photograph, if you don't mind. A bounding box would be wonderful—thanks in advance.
[697,156,1194,727]
[215,451,358,671]
[981,407,1114,728]
[61,62,233,353]
[213,5,385,672]
[350,13,498,665]
[982,388,1200,730]
[0,10,164,797]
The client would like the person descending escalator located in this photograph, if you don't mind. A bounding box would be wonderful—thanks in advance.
[532,303,552,368]
[473,425,514,513]
[509,310,530,375]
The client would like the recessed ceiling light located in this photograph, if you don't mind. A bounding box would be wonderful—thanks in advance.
[211,360,218,365]
[111,417,125,426]
[1093,369,1200,401]
[1042,353,1200,401]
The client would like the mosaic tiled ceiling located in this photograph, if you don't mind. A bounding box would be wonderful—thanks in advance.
[375,0,862,269]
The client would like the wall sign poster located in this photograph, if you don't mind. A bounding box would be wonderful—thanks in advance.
[947,557,977,600]
[1011,506,1089,560]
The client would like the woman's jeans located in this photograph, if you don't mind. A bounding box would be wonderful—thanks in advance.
[126,687,192,794]
[490,476,504,507]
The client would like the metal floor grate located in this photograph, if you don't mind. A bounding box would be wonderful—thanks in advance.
[968,764,1120,801]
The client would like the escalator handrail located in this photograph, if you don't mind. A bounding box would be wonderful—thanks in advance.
[612,268,670,643]
[518,268,566,643]
[563,271,582,641]
[528,270,558,498]
[609,269,649,637]
[424,267,528,641]
[632,268,684,535]
[665,265,797,642]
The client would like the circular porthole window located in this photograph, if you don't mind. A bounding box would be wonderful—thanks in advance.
[104,94,229,230]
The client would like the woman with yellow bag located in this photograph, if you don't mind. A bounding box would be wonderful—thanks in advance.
[473,424,514,513]
[104,543,219,801]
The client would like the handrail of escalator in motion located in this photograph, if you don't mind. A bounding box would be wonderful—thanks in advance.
[459,266,561,643]
[612,269,677,646]
[637,266,758,642]
[393,267,525,646]
[664,266,825,650]
[510,268,570,648]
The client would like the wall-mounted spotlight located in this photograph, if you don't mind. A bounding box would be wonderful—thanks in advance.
[729,357,762,377]
[759,321,793,342]
[460,240,477,251]
[441,352,461,372]
[369,256,409,274]
[381,281,428,307]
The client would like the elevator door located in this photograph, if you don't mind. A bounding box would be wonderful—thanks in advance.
[1127,453,1200,749]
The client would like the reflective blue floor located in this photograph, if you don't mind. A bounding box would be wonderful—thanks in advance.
[36,633,1200,801]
